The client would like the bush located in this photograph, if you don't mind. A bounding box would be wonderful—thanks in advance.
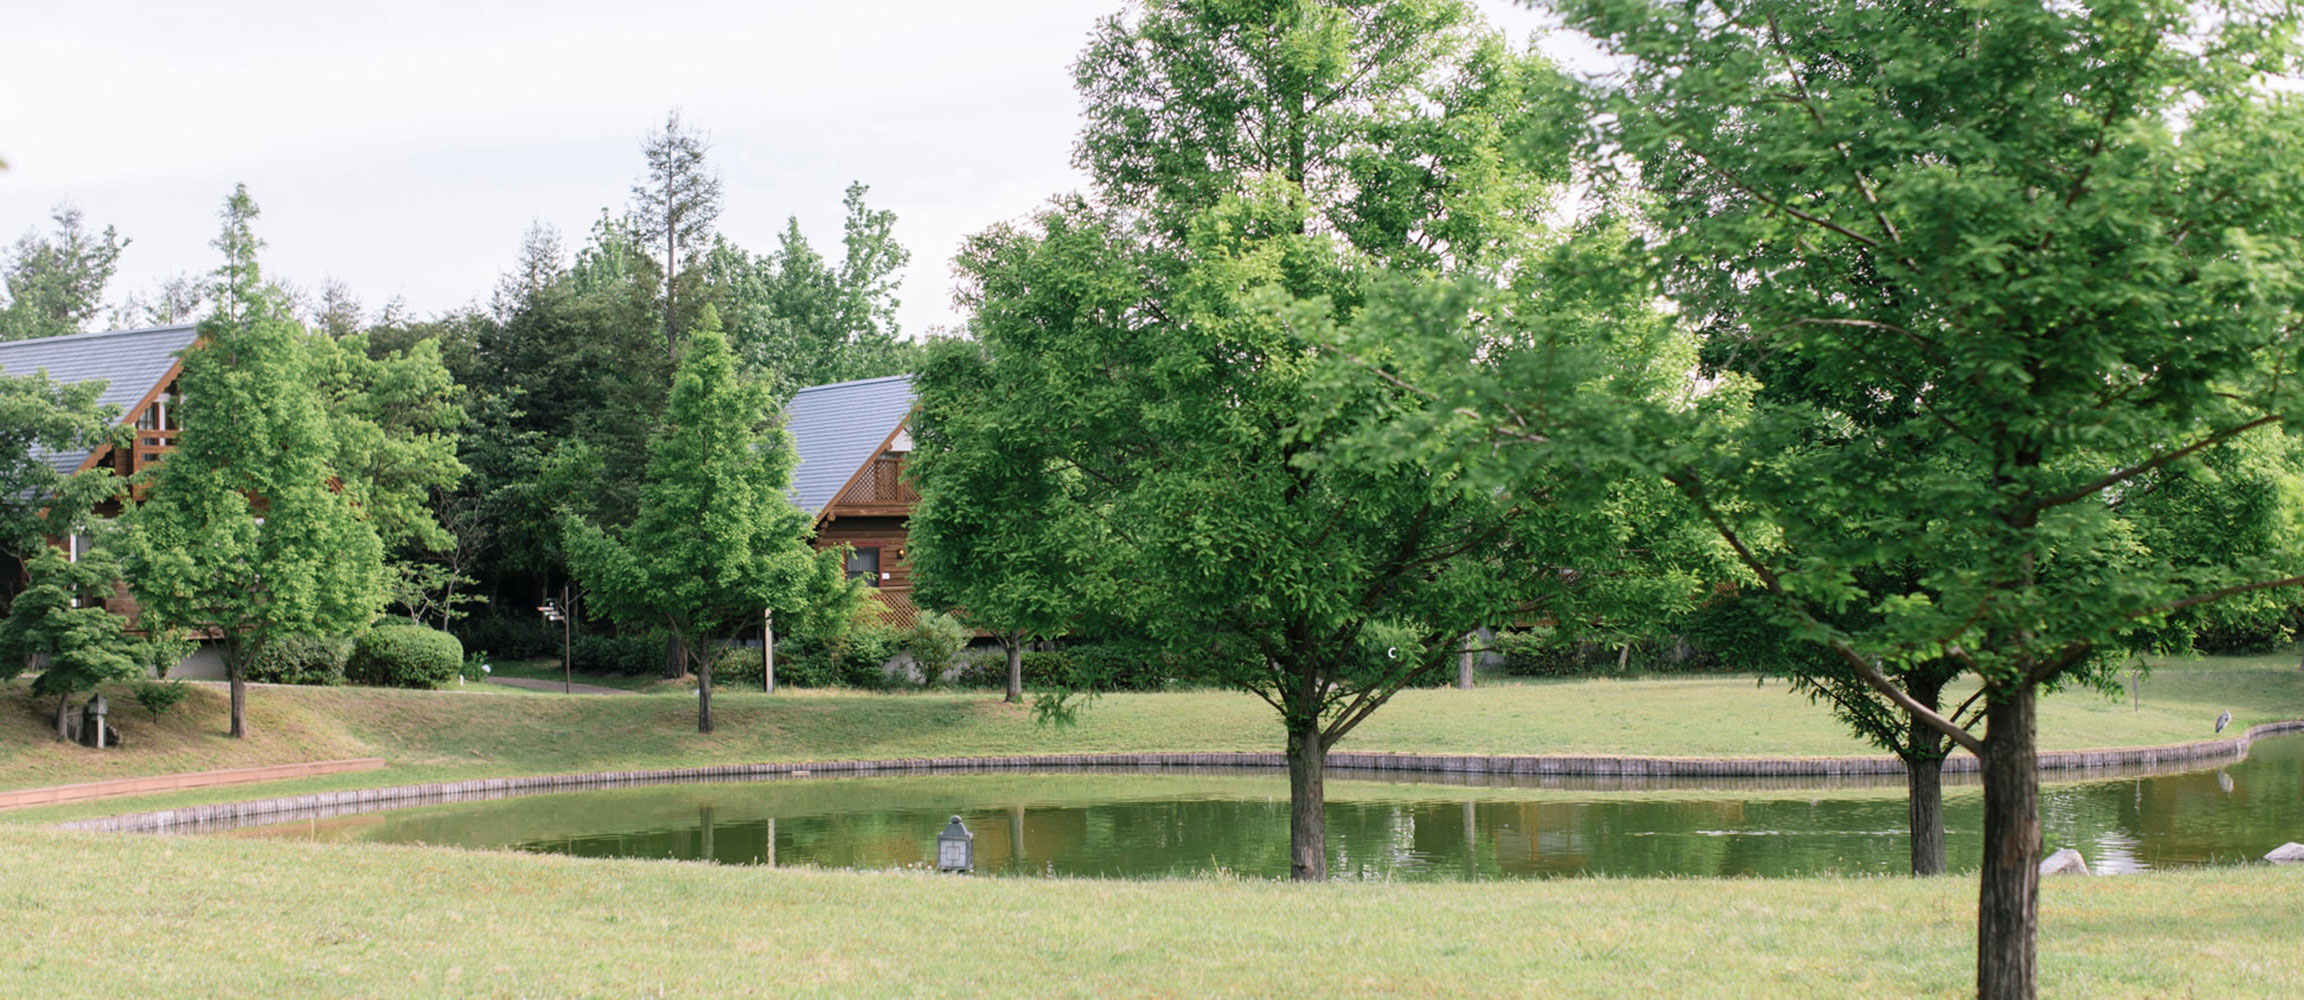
[906,612,970,684]
[245,633,352,685]
[1492,629,1588,678]
[130,679,189,720]
[347,624,464,689]
[771,623,903,690]
[711,643,766,687]
[571,632,668,676]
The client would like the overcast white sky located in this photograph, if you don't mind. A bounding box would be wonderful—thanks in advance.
[1,1,1579,338]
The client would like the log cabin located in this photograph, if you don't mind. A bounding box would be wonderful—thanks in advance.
[783,373,922,629]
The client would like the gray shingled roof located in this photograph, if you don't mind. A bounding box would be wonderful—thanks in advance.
[0,324,198,475]
[784,374,916,516]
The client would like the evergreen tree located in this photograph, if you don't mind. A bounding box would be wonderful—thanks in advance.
[125,185,386,738]
[561,308,816,731]
[629,109,722,358]
[0,545,141,741]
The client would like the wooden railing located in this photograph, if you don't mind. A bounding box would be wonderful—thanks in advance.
[837,455,919,507]
[131,427,178,473]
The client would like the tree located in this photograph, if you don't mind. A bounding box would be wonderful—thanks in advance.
[125,185,386,738]
[711,183,915,399]
[561,308,815,732]
[1,205,128,342]
[307,332,468,554]
[629,109,722,358]
[0,544,142,740]
[0,369,120,563]
[909,336,1105,703]
[921,0,1669,881]
[110,273,206,329]
[1431,2,2304,994]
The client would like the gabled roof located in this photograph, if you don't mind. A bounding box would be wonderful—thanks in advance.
[783,373,916,516]
[0,324,198,475]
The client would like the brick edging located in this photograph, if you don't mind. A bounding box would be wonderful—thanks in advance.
[0,758,385,812]
[57,720,2304,835]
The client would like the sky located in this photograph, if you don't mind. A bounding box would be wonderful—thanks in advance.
[1,1,1583,339]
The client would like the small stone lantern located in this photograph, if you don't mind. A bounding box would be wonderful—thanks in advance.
[78,694,110,749]
[936,815,974,873]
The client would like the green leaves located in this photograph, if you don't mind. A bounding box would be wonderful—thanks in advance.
[125,187,385,735]
[559,308,815,667]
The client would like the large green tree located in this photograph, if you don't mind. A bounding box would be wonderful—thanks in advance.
[1416,2,2304,995]
[125,185,386,738]
[909,336,1109,703]
[920,0,1683,880]
[1,205,127,342]
[561,309,816,731]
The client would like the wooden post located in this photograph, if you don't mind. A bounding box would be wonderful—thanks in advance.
[763,608,775,694]
[561,581,572,695]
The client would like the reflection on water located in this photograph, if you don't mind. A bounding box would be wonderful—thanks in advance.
[232,736,2304,880]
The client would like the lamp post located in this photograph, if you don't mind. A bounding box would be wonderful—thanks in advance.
[538,585,570,694]
[936,815,974,873]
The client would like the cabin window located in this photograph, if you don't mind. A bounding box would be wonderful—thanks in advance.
[846,546,881,587]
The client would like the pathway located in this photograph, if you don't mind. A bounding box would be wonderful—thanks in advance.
[484,676,634,696]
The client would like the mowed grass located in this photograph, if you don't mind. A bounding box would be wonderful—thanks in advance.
[5,652,2301,820]
[3,826,2299,999]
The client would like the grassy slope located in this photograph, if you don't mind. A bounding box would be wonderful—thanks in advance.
[4,827,2299,999]
[5,653,2300,821]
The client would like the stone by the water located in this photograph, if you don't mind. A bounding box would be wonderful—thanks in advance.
[2039,848,2090,876]
[2265,842,2304,863]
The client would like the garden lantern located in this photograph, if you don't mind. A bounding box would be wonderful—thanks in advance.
[936,815,974,873]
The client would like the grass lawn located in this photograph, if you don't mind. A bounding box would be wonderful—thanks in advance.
[5,651,2301,826]
[3,826,2299,999]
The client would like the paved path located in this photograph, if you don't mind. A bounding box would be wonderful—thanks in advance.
[0,758,385,810]
[483,676,635,696]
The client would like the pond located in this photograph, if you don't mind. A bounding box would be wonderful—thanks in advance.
[228,736,2304,880]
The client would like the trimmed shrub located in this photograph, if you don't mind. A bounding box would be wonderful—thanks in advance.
[245,633,352,685]
[347,624,464,689]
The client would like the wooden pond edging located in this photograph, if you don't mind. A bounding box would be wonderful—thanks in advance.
[0,758,385,811]
[56,719,2304,835]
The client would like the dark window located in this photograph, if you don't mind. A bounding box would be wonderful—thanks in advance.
[846,546,881,587]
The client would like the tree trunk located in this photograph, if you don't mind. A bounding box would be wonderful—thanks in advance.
[226,645,248,739]
[696,644,714,734]
[1286,721,1327,881]
[663,634,686,680]
[55,694,70,742]
[1004,635,1023,704]
[1456,632,1475,690]
[1976,685,2040,1000]
[1904,677,1950,877]
[763,609,775,694]
[1906,753,1946,876]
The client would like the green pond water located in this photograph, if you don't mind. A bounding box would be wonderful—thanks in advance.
[231,736,2304,880]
